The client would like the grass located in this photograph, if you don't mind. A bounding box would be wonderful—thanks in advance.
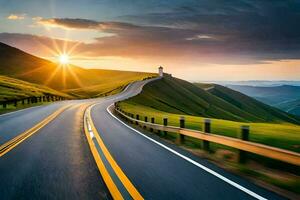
[237,165,300,194]
[118,102,300,153]
[63,72,156,98]
[0,75,71,102]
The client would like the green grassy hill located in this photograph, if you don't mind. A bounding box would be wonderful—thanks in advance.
[0,75,71,101]
[0,42,155,98]
[121,76,300,124]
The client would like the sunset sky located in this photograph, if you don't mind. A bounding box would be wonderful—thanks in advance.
[0,0,300,81]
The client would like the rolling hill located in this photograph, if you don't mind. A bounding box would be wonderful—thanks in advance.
[277,99,300,116]
[0,75,71,101]
[121,76,300,124]
[0,42,155,98]
[226,84,300,116]
[226,85,300,105]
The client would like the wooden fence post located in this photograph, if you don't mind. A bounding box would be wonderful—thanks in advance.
[14,100,17,107]
[163,117,168,136]
[203,119,211,152]
[144,116,148,129]
[177,116,185,144]
[150,117,155,132]
[238,125,250,164]
[136,114,139,125]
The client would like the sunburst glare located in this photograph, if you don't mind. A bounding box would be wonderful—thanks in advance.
[58,54,70,65]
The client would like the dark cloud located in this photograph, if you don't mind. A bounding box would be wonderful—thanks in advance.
[3,0,300,64]
[118,0,300,62]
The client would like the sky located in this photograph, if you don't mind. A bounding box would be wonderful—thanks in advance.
[0,0,300,81]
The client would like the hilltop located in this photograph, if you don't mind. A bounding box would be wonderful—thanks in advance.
[121,76,300,124]
[0,42,155,98]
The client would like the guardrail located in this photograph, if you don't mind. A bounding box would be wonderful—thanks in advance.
[113,104,300,166]
[0,95,68,109]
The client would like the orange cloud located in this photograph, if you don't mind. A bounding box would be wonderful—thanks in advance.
[7,14,26,20]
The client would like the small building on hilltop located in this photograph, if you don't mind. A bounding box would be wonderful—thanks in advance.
[158,66,163,77]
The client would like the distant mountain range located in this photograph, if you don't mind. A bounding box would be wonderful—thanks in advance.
[204,80,300,87]
[227,85,300,116]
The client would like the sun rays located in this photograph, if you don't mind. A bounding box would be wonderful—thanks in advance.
[39,31,84,90]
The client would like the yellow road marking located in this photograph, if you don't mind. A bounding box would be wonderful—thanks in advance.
[84,107,124,200]
[85,105,143,200]
[0,105,71,157]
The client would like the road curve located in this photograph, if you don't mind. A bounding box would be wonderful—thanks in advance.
[90,78,286,200]
[0,77,286,199]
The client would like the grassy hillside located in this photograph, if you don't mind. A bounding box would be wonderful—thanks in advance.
[62,70,155,98]
[0,75,71,101]
[122,76,300,124]
[118,103,300,153]
[0,42,155,98]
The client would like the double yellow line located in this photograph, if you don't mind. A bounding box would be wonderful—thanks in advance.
[0,105,70,157]
[84,105,143,200]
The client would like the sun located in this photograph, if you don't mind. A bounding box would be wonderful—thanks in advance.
[58,54,70,65]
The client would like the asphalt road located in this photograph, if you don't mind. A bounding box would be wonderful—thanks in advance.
[0,78,287,200]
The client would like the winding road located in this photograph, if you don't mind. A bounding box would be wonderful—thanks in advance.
[0,78,286,200]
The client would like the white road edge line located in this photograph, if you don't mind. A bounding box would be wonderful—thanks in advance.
[105,103,268,200]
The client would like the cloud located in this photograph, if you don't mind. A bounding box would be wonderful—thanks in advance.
[0,33,81,58]
[37,18,138,31]
[32,16,300,63]
[185,35,215,41]
[4,0,300,66]
[7,14,26,20]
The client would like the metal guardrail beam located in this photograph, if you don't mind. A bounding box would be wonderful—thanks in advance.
[115,107,300,166]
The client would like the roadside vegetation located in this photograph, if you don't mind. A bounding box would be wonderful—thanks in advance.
[118,76,300,196]
[0,75,71,102]
[117,103,300,195]
[118,102,300,153]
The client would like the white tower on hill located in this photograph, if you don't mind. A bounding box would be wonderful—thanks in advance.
[158,66,163,77]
